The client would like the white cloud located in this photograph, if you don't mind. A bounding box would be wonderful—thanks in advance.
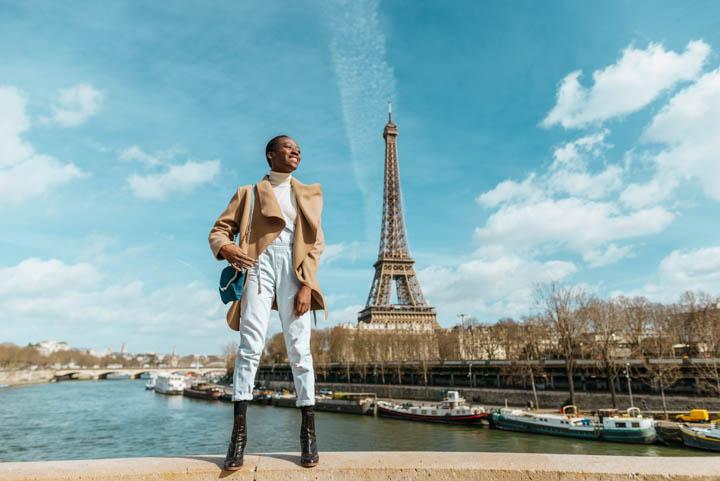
[0,258,226,353]
[418,252,577,322]
[582,243,634,268]
[119,145,161,166]
[548,165,623,200]
[475,198,673,258]
[550,129,609,169]
[546,130,623,199]
[620,176,678,209]
[480,131,622,208]
[477,174,540,208]
[660,247,720,287]
[626,246,720,300]
[622,67,720,206]
[475,127,675,269]
[0,258,102,295]
[0,86,84,205]
[542,41,709,128]
[320,241,367,265]
[118,145,184,167]
[128,159,220,200]
[326,304,365,325]
[46,83,104,127]
[467,40,720,318]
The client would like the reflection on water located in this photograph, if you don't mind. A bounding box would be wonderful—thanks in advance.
[0,380,711,462]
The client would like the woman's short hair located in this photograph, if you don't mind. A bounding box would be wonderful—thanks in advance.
[265,135,290,167]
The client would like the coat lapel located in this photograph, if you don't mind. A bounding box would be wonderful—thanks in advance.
[291,178,322,270]
[256,176,284,221]
[291,178,321,233]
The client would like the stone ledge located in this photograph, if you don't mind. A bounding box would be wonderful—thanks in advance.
[1,451,719,480]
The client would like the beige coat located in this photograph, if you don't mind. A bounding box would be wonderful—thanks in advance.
[209,175,326,330]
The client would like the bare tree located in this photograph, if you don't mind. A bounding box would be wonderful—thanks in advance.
[437,327,460,360]
[328,326,355,363]
[588,298,624,408]
[680,291,720,395]
[643,302,684,418]
[616,296,653,357]
[495,318,524,360]
[521,316,549,409]
[264,332,287,364]
[536,282,591,407]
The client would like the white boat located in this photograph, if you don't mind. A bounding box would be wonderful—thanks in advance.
[680,421,720,451]
[492,406,656,444]
[154,373,185,395]
[145,373,157,390]
[377,391,488,424]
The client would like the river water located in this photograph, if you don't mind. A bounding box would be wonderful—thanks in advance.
[0,380,712,462]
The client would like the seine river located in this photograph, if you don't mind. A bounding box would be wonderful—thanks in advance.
[0,379,711,462]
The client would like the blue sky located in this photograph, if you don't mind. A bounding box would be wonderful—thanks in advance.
[2,0,720,355]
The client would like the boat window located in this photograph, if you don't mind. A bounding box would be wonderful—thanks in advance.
[615,422,626,428]
[632,422,640,428]
[432,410,437,415]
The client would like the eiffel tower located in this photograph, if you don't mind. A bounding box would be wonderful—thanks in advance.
[358,105,438,329]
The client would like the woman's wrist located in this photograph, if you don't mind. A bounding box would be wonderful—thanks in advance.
[219,243,233,258]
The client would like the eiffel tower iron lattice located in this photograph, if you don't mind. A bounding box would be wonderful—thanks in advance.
[358,105,438,329]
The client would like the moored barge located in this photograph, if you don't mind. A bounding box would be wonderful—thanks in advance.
[491,406,656,444]
[377,391,487,425]
[680,422,720,452]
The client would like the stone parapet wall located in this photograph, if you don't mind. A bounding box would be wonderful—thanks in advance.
[1,452,719,480]
[265,380,720,411]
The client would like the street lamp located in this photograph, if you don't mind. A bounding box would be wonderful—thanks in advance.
[625,362,634,408]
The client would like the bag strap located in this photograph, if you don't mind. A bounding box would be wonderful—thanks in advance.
[238,185,255,249]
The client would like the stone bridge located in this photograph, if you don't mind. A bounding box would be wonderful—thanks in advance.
[53,367,227,381]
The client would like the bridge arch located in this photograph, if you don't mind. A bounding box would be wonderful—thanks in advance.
[97,371,132,380]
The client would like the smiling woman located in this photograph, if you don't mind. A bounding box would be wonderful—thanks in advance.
[208,135,326,470]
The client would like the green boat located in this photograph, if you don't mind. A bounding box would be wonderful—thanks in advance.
[491,406,657,444]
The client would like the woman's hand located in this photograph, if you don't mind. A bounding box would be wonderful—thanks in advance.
[219,244,256,271]
[294,285,312,317]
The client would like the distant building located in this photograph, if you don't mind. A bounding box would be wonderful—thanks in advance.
[36,341,71,356]
[85,347,112,358]
[121,342,127,353]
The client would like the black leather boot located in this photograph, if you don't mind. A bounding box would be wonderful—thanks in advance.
[223,401,248,471]
[300,405,319,467]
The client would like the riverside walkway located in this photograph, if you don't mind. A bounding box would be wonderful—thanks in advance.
[1,452,719,480]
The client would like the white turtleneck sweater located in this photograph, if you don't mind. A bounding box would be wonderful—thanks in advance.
[268,170,297,241]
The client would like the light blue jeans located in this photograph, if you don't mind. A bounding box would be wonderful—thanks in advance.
[232,241,315,406]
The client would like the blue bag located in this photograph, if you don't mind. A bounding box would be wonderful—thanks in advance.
[219,185,255,304]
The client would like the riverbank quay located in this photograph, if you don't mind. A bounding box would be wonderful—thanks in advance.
[2,452,720,480]
[0,369,56,386]
[261,380,720,412]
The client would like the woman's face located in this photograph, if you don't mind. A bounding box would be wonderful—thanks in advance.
[269,137,301,173]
